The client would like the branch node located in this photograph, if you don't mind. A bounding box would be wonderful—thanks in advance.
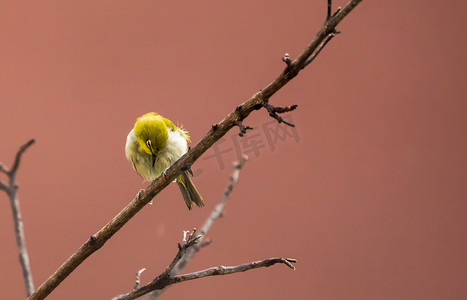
[253,104,263,110]
[136,189,144,202]
[181,229,200,248]
[89,235,97,244]
[211,123,219,130]
[282,53,292,67]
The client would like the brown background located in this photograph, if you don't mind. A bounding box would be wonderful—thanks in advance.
[1,1,466,299]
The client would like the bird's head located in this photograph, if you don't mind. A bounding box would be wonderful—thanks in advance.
[134,113,168,166]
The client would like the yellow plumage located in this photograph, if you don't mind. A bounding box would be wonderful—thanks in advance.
[125,112,204,209]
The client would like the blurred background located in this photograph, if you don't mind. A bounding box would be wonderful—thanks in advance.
[1,0,466,299]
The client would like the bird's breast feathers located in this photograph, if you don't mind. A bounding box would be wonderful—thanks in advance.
[125,127,188,180]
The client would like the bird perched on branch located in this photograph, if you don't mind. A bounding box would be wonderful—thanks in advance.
[125,112,204,209]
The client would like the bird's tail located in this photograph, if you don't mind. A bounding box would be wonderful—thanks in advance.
[176,171,204,210]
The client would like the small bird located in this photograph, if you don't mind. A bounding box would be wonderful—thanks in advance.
[125,112,204,209]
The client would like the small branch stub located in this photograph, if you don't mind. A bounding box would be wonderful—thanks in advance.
[282,53,292,67]
[236,120,253,137]
[263,103,298,127]
[134,268,146,290]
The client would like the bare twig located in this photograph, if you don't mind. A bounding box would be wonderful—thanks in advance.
[0,139,35,297]
[302,34,336,68]
[199,156,248,236]
[303,0,342,69]
[134,268,146,290]
[0,180,9,193]
[113,230,201,300]
[327,0,333,20]
[177,156,248,270]
[29,1,363,299]
[144,156,248,299]
[113,229,296,300]
[263,103,298,126]
[172,257,297,281]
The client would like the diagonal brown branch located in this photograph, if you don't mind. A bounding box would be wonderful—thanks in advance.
[0,139,36,297]
[28,1,363,299]
[113,230,296,300]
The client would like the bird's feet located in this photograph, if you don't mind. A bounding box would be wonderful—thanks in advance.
[162,167,178,183]
[136,189,153,205]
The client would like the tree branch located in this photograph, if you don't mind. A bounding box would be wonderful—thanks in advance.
[113,230,201,300]
[28,1,363,299]
[171,257,296,282]
[0,139,35,297]
[113,229,296,300]
[144,155,248,299]
[10,139,36,174]
[0,180,9,194]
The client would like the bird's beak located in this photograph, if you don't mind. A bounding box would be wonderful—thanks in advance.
[151,153,157,167]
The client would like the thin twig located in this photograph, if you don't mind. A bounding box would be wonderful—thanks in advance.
[113,230,296,300]
[0,139,35,297]
[263,103,298,126]
[144,155,249,299]
[172,258,297,283]
[29,1,363,299]
[177,156,248,271]
[0,180,9,193]
[134,268,146,290]
[302,34,336,68]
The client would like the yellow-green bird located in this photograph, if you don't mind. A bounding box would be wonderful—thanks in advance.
[125,112,204,209]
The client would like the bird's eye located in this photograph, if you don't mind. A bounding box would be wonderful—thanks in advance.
[146,140,151,148]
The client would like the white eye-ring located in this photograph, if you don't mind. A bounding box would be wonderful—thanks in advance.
[146,140,151,148]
